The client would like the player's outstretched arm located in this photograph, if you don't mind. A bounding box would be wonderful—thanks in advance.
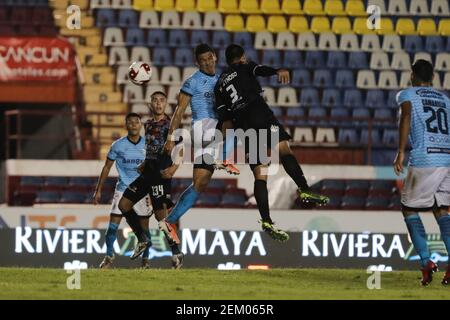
[163,92,191,155]
[394,101,412,176]
[93,158,114,204]
[253,64,290,84]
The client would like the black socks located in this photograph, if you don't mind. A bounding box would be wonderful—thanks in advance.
[122,209,147,242]
[280,154,309,191]
[254,180,272,224]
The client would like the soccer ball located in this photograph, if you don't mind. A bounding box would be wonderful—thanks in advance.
[128,61,152,85]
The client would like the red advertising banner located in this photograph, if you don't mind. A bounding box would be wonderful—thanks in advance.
[0,37,75,82]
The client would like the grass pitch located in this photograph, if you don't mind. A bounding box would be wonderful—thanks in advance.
[0,268,449,300]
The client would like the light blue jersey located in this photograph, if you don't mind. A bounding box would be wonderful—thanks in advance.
[396,87,450,167]
[107,136,146,192]
[180,70,219,122]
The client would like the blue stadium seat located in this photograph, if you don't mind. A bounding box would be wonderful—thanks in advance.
[321,179,346,195]
[220,193,246,208]
[196,193,221,207]
[96,9,116,28]
[233,32,253,49]
[340,196,366,210]
[174,48,194,66]
[343,89,363,108]
[372,149,398,166]
[386,90,398,108]
[348,52,368,70]
[118,9,138,27]
[262,50,282,68]
[69,177,96,186]
[360,129,382,147]
[283,51,304,69]
[335,70,355,88]
[35,191,60,203]
[322,89,342,108]
[338,128,359,145]
[153,48,173,66]
[365,90,385,108]
[21,176,45,186]
[369,180,396,195]
[365,196,390,210]
[212,30,231,48]
[324,195,342,209]
[352,108,370,127]
[292,69,311,88]
[308,107,328,126]
[208,179,226,190]
[125,28,145,46]
[147,29,167,47]
[425,36,444,53]
[403,36,423,53]
[285,108,306,126]
[60,191,87,204]
[382,129,398,147]
[168,29,189,47]
[330,108,349,126]
[191,30,210,46]
[313,69,333,88]
[346,180,370,193]
[45,176,68,186]
[373,108,393,127]
[327,51,347,69]
[271,107,284,117]
[299,88,319,107]
[305,51,325,69]
[446,37,450,52]
[245,48,258,62]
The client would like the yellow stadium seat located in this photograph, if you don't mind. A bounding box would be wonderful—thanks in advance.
[289,16,309,33]
[345,0,367,16]
[396,18,417,35]
[218,0,240,14]
[197,0,217,12]
[417,18,438,35]
[332,17,352,34]
[325,0,346,16]
[311,16,330,33]
[133,0,153,11]
[438,19,450,36]
[246,15,267,32]
[224,15,245,32]
[267,15,288,33]
[261,0,283,14]
[376,18,395,35]
[175,0,195,12]
[154,0,174,11]
[303,0,325,15]
[239,0,262,14]
[353,17,376,34]
[281,0,303,14]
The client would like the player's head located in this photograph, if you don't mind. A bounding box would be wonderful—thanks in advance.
[149,91,168,116]
[125,112,142,136]
[225,44,247,65]
[411,59,434,86]
[194,43,216,75]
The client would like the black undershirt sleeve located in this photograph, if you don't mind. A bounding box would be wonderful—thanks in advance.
[253,65,279,77]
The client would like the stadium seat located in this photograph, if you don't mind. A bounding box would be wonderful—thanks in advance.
[139,11,160,28]
[409,0,429,15]
[338,129,359,145]
[391,52,411,70]
[367,0,386,14]
[263,87,276,105]
[191,30,210,46]
[308,107,328,126]
[262,50,282,67]
[353,17,376,35]
[276,32,296,50]
[174,48,194,66]
[322,89,342,108]
[125,28,145,46]
[271,107,284,118]
[417,18,438,36]
[197,0,217,13]
[439,19,450,36]
[324,0,345,15]
[108,46,128,65]
[378,71,399,89]
[220,194,247,208]
[196,193,221,207]
[96,9,115,27]
[335,70,355,88]
[365,90,385,108]
[175,0,195,11]
[218,0,239,13]
[330,108,349,125]
[318,32,338,50]
[321,179,346,196]
[233,32,253,48]
[386,90,399,108]
[61,191,87,204]
[327,51,347,69]
[339,33,360,51]
[224,14,245,32]
[346,180,370,196]
[305,51,325,68]
[203,12,223,29]
[239,0,261,14]
[123,84,145,103]
[289,16,309,33]
[431,0,450,16]
[403,35,423,53]
[160,66,181,85]
[286,108,306,126]
[396,18,417,35]
[44,177,68,189]
[254,31,275,49]
[357,70,377,89]
[382,129,398,147]
[118,9,138,27]
[267,15,288,33]
[388,0,408,15]
[182,67,197,81]
[261,0,282,14]
[182,11,202,29]
[212,31,230,49]
[332,17,352,34]
[348,52,368,69]
[345,0,367,16]
[352,108,370,127]
[436,53,450,71]
[313,69,333,88]
[303,0,324,15]
[153,48,173,65]
[282,0,303,15]
[369,180,396,196]
[360,34,381,51]
[443,73,450,90]
[374,108,394,126]
[341,196,366,210]
[376,18,395,35]
[297,32,317,50]
[365,196,390,210]
[399,70,412,88]
[112,0,132,9]
[160,11,181,28]
[414,52,432,64]
[147,29,167,47]
[247,15,266,32]
[103,27,124,46]
[292,69,312,87]
[133,0,154,10]
[370,51,390,70]
[35,191,60,204]
[154,0,174,11]
[425,36,444,53]
[311,16,330,33]
[360,129,382,147]
[382,34,402,52]
[277,87,299,107]
[168,29,189,47]
[299,88,320,107]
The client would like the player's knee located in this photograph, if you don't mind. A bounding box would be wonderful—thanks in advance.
[278,141,292,156]
[193,179,208,192]
[433,206,449,219]
[402,209,417,218]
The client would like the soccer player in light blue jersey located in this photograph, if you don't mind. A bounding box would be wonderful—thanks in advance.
[159,44,239,243]
[93,113,152,269]
[394,59,450,286]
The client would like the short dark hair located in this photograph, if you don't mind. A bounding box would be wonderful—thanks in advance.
[194,43,215,61]
[150,91,167,98]
[125,112,141,121]
[225,44,245,65]
[412,59,434,83]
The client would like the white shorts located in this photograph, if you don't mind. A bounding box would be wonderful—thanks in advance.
[192,118,219,160]
[401,167,450,209]
[110,190,153,217]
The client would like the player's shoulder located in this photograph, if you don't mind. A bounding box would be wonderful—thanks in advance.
[396,87,416,104]
[111,136,127,148]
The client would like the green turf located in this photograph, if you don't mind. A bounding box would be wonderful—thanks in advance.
[0,268,449,300]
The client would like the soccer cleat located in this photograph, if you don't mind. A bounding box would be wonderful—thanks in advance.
[298,189,329,206]
[130,240,152,260]
[441,265,450,285]
[421,260,438,286]
[141,258,151,269]
[171,253,184,269]
[159,219,181,245]
[260,220,289,243]
[215,160,240,175]
[99,255,114,269]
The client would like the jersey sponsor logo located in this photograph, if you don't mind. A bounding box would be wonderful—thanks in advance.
[204,91,213,98]
[427,147,450,154]
[121,159,144,164]
[416,88,443,99]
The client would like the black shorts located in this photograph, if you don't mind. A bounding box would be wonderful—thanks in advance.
[123,160,174,211]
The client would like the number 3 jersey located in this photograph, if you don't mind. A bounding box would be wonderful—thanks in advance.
[396,87,450,167]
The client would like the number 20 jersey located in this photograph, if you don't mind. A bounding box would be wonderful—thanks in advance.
[396,87,450,167]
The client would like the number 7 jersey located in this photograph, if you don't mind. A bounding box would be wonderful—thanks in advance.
[396,87,450,167]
